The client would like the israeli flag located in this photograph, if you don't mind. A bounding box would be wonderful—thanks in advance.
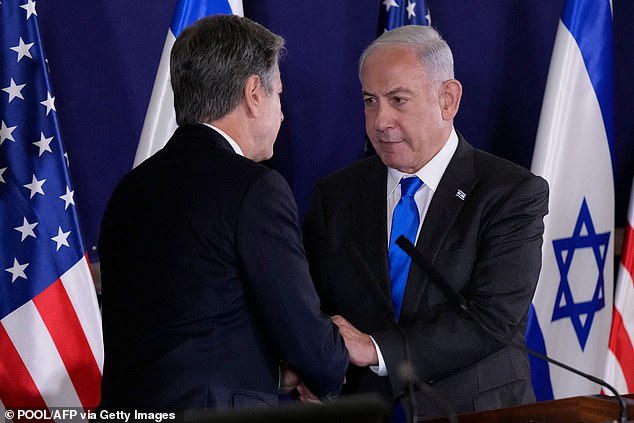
[526,0,614,400]
[134,0,243,167]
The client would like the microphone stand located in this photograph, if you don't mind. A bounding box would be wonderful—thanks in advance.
[396,235,629,423]
[345,243,457,423]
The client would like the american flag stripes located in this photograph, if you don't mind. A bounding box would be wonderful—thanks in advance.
[605,179,634,394]
[0,0,103,414]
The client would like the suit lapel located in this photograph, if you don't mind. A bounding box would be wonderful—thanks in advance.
[399,136,479,322]
[358,159,393,308]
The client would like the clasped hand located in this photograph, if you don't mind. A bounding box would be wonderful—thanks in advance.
[279,362,321,404]
[279,315,375,404]
[331,315,378,367]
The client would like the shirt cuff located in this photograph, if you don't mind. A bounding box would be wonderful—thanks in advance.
[369,335,388,376]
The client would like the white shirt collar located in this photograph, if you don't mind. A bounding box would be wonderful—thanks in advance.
[202,123,244,157]
[387,127,459,196]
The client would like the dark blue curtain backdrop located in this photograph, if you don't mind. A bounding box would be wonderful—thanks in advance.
[36,1,633,262]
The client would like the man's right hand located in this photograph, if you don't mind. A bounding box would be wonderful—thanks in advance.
[332,314,379,367]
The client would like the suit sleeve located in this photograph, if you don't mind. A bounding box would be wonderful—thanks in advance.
[235,169,349,400]
[372,174,549,395]
[302,180,335,315]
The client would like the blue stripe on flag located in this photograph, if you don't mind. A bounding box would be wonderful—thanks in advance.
[170,0,234,36]
[526,304,555,401]
[561,0,614,154]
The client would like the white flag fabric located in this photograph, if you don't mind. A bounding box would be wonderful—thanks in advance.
[604,178,634,394]
[133,0,243,167]
[526,0,615,400]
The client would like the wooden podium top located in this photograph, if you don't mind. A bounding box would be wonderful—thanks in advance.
[421,394,634,423]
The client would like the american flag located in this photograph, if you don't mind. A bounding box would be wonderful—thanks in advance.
[381,0,430,31]
[0,0,103,415]
[605,178,634,394]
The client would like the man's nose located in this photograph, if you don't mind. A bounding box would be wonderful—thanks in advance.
[372,103,394,132]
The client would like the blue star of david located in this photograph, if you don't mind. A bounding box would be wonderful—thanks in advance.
[551,198,610,350]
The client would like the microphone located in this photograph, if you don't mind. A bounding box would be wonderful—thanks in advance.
[395,235,629,423]
[344,243,457,423]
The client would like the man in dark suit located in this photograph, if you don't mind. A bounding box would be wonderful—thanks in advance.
[98,15,348,410]
[303,25,549,421]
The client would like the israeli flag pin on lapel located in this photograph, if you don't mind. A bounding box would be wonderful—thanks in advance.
[455,189,466,201]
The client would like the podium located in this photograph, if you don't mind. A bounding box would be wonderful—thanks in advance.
[185,393,391,422]
[421,394,634,423]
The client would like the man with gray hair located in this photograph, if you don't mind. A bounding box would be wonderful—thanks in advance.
[99,15,348,410]
[304,25,548,421]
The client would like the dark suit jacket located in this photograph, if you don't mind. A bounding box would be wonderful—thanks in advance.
[303,133,549,419]
[99,124,348,410]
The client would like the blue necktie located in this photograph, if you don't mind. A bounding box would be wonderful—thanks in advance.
[388,176,423,321]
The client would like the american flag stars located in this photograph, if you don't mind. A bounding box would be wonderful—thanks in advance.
[51,226,71,251]
[60,185,75,209]
[383,0,398,12]
[0,120,16,144]
[5,258,28,283]
[19,0,36,19]
[382,0,429,31]
[1,0,81,293]
[23,174,46,198]
[406,1,418,20]
[14,217,37,241]
[2,78,26,102]
[33,131,53,156]
[40,91,55,115]
[382,1,422,20]
[10,37,33,61]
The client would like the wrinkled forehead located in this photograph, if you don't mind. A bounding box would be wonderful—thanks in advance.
[360,46,430,86]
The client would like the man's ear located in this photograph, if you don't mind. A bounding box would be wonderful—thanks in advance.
[244,74,262,116]
[440,79,462,121]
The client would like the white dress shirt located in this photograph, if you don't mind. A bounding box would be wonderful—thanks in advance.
[202,123,244,157]
[370,128,459,376]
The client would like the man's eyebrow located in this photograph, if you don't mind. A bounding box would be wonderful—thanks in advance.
[362,87,413,97]
[386,87,413,96]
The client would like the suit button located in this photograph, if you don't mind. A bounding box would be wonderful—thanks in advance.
[426,379,435,385]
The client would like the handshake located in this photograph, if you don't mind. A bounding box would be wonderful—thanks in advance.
[280,314,378,403]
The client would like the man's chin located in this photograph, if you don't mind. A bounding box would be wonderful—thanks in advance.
[253,150,274,163]
[376,151,404,168]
